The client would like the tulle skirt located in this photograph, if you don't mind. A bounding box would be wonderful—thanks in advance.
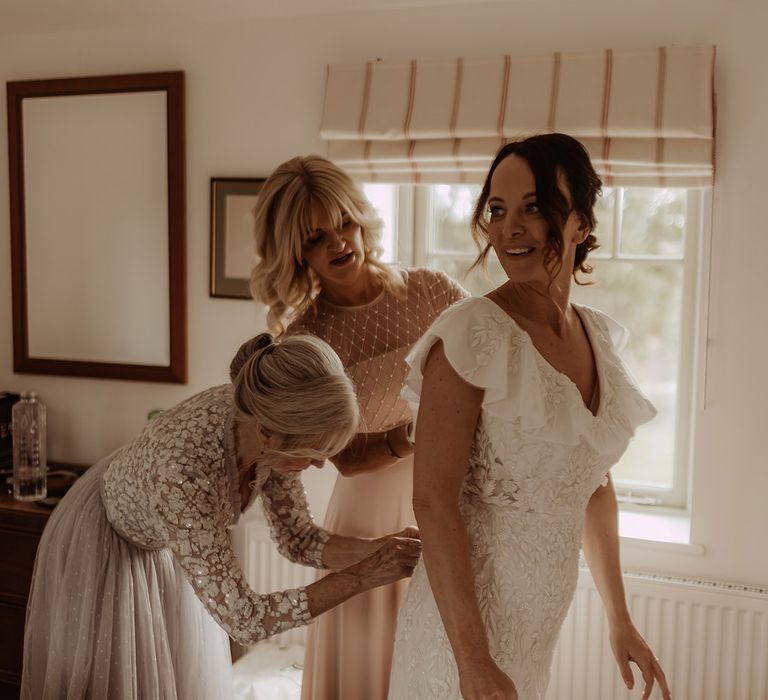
[21,456,233,700]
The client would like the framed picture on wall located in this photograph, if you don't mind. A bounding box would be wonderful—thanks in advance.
[8,71,187,382]
[210,177,264,299]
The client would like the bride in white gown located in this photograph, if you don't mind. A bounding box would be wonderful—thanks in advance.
[388,134,672,700]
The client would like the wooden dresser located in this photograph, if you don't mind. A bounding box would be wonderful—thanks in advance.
[0,463,85,699]
[0,495,50,699]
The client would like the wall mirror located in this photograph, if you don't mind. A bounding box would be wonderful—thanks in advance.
[7,71,186,383]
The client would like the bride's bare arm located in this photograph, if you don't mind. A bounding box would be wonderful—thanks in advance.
[583,477,671,699]
[413,340,517,699]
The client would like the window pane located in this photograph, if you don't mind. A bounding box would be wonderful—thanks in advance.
[363,183,397,262]
[591,187,616,258]
[620,188,686,258]
[571,261,683,487]
[431,184,482,252]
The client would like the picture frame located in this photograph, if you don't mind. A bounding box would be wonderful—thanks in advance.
[210,177,265,299]
[7,71,187,383]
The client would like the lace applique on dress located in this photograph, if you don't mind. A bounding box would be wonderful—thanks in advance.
[389,298,656,699]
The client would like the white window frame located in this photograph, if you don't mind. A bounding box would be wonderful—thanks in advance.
[366,183,711,511]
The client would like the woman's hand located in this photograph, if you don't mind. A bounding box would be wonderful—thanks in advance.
[343,529,421,589]
[610,622,671,700]
[582,478,670,699]
[366,526,420,556]
[320,527,419,570]
[458,658,518,700]
[307,530,420,618]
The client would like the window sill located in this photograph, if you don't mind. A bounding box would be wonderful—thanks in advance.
[618,506,704,555]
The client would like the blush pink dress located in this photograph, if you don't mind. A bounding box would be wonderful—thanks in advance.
[287,268,466,700]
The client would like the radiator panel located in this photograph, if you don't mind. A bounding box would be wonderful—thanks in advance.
[238,521,768,698]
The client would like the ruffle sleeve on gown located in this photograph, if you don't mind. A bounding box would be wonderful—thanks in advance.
[578,305,658,443]
[403,297,657,456]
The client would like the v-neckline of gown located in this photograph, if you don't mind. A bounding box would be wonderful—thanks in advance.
[479,296,605,420]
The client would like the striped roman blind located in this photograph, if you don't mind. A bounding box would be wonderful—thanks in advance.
[320,46,716,186]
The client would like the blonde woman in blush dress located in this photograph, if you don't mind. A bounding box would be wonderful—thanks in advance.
[388,134,672,700]
[21,333,421,700]
[251,155,467,700]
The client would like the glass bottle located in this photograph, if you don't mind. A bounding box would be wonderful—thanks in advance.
[12,391,47,501]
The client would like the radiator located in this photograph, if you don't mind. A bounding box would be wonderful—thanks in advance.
[235,519,320,647]
[546,570,768,700]
[237,521,768,699]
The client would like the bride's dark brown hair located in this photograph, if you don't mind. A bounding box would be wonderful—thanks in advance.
[470,133,602,285]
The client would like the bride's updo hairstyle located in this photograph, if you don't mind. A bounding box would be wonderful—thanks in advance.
[471,132,602,285]
[230,333,359,468]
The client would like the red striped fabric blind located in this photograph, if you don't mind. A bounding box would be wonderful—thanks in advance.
[320,46,716,186]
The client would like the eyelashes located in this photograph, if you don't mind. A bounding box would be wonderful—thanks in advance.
[487,203,540,219]
[303,217,354,246]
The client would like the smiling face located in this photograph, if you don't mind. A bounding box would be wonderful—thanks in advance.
[486,154,587,286]
[301,201,369,291]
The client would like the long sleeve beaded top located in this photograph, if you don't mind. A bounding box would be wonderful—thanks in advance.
[100,384,329,645]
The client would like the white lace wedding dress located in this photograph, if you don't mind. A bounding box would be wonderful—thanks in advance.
[388,297,656,700]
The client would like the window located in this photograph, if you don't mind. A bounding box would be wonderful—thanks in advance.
[363,183,709,509]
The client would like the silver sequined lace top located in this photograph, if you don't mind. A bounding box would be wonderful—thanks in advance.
[100,384,328,645]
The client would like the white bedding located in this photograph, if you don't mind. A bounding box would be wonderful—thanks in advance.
[232,642,304,700]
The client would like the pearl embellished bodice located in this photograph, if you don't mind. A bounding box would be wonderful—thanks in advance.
[287,267,467,431]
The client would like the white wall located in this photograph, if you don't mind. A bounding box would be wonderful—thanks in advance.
[1,0,766,586]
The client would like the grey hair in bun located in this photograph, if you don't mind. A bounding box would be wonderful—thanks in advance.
[229,333,273,381]
[230,333,359,468]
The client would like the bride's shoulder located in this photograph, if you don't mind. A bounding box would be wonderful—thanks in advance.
[575,304,630,354]
[428,296,521,346]
[431,295,503,324]
[407,297,518,382]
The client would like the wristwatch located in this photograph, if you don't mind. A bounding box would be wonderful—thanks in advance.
[404,421,415,448]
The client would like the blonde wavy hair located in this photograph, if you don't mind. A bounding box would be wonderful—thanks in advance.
[230,333,359,470]
[250,155,405,335]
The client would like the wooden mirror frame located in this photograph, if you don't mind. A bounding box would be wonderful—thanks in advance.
[7,71,187,383]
